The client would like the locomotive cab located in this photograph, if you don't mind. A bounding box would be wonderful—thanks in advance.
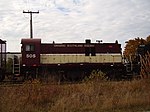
[21,38,41,78]
[21,38,41,66]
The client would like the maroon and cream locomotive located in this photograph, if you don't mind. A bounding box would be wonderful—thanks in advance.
[21,38,125,80]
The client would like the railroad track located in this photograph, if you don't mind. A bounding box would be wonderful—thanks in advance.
[0,80,83,87]
[0,80,23,86]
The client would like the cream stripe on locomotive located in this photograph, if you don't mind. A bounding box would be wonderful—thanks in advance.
[40,54,122,64]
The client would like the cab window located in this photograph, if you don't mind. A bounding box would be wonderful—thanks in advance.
[25,44,35,51]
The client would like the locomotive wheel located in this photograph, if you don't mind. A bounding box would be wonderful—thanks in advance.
[5,73,14,80]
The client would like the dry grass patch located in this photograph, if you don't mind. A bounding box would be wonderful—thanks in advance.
[0,79,150,112]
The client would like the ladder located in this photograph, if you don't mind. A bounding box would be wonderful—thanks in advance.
[13,55,20,76]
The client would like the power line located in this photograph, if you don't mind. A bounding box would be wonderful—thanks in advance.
[23,10,39,39]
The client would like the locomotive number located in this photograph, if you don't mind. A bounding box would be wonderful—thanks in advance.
[26,54,36,58]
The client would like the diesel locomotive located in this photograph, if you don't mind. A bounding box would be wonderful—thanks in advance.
[2,37,146,82]
[20,38,125,81]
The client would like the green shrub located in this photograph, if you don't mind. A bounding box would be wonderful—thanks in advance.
[83,70,108,83]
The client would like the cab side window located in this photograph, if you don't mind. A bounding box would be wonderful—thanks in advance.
[25,45,35,51]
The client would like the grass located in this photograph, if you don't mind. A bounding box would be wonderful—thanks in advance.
[0,79,150,112]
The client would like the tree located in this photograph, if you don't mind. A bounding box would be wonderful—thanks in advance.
[140,52,150,78]
[124,37,146,62]
[146,35,150,43]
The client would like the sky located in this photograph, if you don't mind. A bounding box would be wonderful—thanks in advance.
[0,0,150,52]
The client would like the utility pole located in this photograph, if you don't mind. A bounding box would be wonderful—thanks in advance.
[23,10,39,39]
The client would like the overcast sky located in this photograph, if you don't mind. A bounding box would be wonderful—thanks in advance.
[0,0,150,51]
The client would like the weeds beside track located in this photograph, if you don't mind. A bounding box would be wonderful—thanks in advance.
[0,79,150,112]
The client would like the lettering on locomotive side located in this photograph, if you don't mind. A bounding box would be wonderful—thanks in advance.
[53,44,95,48]
[84,45,95,47]
[54,45,66,47]
[26,54,36,58]
[67,44,83,47]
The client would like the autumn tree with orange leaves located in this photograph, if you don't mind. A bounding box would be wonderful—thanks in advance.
[124,35,150,78]
[124,37,146,62]
[146,35,150,42]
[140,35,150,78]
